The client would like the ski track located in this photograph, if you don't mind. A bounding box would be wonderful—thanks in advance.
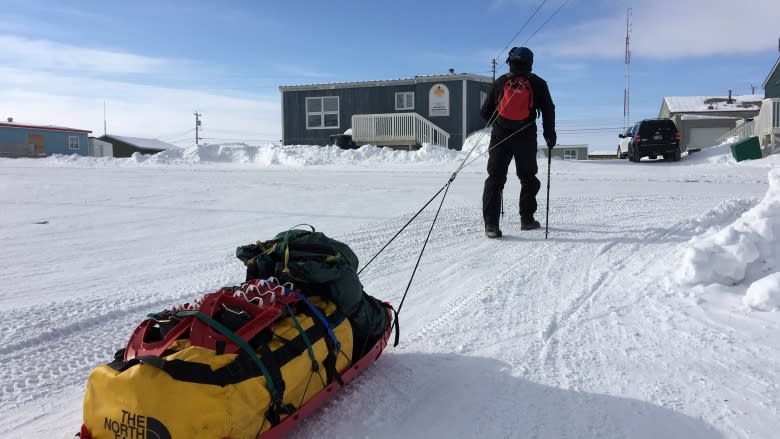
[1,160,776,438]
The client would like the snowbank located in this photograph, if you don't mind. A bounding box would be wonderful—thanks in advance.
[675,168,780,310]
[38,142,468,167]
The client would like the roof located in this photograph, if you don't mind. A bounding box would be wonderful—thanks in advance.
[101,135,178,151]
[279,72,493,92]
[662,94,763,114]
[763,56,780,89]
[0,121,92,133]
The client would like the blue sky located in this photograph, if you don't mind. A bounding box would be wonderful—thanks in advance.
[1,0,778,150]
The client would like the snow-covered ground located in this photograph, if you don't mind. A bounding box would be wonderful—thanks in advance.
[1,134,779,439]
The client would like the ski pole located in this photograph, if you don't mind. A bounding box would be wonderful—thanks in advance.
[545,147,552,239]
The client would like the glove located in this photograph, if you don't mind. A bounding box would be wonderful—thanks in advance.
[544,132,556,149]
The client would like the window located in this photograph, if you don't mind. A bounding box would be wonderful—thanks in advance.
[480,91,487,108]
[68,136,80,150]
[306,96,339,129]
[395,92,414,110]
[563,149,577,160]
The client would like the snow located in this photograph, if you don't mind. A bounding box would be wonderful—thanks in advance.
[105,135,179,151]
[1,132,780,439]
[663,95,763,113]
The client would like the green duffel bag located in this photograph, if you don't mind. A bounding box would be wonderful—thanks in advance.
[236,227,387,357]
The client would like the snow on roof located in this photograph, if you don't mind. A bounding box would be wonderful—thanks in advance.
[680,114,741,120]
[0,121,92,133]
[279,72,493,91]
[663,94,763,113]
[105,135,178,151]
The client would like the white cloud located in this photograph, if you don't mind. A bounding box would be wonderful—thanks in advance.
[532,0,780,59]
[0,35,174,75]
[0,67,280,142]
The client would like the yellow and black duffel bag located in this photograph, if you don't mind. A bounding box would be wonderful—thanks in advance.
[81,279,353,439]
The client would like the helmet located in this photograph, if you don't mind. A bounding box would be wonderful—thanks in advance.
[506,46,534,66]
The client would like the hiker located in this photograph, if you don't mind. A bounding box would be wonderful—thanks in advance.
[480,46,556,238]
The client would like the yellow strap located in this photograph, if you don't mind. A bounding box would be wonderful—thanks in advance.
[282,245,291,274]
[324,253,341,263]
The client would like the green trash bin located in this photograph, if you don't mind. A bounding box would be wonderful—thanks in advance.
[731,136,762,162]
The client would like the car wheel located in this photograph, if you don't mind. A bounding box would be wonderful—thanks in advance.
[629,144,638,162]
[663,153,672,161]
[673,147,681,162]
[617,147,623,159]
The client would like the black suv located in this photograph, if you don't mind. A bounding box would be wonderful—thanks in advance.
[620,118,681,162]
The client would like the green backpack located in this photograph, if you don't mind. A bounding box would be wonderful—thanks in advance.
[236,227,387,357]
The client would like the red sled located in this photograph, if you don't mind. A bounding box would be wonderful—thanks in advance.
[78,283,395,439]
[255,304,394,439]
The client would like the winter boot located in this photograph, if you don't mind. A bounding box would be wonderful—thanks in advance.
[485,224,503,239]
[521,216,540,231]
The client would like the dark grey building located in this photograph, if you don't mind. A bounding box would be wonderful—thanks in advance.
[764,57,780,99]
[98,135,178,157]
[279,72,493,150]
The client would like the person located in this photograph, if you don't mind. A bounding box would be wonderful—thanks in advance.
[480,46,556,238]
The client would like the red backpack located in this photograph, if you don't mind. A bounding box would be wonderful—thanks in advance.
[497,74,534,121]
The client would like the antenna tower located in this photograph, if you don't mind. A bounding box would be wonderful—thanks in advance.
[623,8,632,131]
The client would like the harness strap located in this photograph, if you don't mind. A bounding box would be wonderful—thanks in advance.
[175,310,279,399]
[282,303,319,373]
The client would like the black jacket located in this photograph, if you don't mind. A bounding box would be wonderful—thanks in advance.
[480,72,556,141]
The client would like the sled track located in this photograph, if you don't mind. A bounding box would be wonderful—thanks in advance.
[0,259,239,416]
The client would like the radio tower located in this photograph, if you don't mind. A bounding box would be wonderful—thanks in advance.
[623,8,632,131]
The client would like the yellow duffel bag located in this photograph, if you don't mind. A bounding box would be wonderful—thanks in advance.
[82,287,353,439]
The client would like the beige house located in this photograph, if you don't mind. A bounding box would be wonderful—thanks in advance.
[658,93,762,151]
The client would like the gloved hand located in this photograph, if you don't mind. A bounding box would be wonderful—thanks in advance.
[544,132,556,149]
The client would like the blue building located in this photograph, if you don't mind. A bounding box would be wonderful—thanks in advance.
[0,120,92,157]
[279,71,493,150]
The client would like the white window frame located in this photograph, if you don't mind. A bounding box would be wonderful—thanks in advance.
[563,149,577,160]
[305,96,340,130]
[395,92,414,110]
[68,136,80,150]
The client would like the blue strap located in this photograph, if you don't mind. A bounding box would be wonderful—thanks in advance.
[295,292,342,352]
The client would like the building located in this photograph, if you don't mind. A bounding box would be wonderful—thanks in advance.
[542,144,588,160]
[279,72,493,150]
[98,135,178,157]
[0,119,91,157]
[658,93,762,151]
[763,56,780,99]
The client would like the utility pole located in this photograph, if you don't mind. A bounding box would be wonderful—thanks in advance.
[103,101,107,136]
[491,59,496,81]
[623,8,632,131]
[194,112,202,145]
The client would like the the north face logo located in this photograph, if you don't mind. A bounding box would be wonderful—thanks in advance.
[103,410,172,439]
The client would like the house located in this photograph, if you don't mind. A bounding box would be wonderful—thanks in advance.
[542,144,588,160]
[658,93,762,151]
[279,71,493,150]
[0,119,91,157]
[715,53,780,155]
[89,137,113,157]
[764,56,780,98]
[98,135,178,157]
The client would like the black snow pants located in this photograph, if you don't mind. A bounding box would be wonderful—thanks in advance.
[482,124,541,226]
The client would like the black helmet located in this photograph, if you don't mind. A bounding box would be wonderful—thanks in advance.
[506,46,534,66]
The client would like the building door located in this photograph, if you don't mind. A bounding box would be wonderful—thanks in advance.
[27,134,45,155]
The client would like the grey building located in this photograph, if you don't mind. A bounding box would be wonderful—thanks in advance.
[279,72,493,150]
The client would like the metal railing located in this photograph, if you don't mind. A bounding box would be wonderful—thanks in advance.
[351,112,450,148]
[717,98,780,154]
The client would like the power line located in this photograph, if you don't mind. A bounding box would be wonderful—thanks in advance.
[521,0,570,46]
[496,0,548,62]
